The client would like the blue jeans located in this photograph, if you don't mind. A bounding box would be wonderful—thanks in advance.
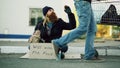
[53,0,97,60]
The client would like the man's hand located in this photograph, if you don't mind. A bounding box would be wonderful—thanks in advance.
[64,5,72,14]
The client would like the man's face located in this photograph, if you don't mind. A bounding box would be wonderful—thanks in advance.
[46,9,58,22]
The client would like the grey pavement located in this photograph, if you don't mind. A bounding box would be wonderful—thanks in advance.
[0,54,120,68]
[0,40,120,68]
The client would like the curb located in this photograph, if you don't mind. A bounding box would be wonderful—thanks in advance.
[0,46,120,56]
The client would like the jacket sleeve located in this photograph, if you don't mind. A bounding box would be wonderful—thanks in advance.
[34,20,43,32]
[34,23,39,31]
[61,13,76,30]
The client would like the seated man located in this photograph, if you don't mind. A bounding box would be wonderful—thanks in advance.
[33,5,76,58]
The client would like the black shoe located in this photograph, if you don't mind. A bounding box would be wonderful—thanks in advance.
[61,52,65,59]
[52,40,59,57]
[94,49,99,58]
[57,51,65,60]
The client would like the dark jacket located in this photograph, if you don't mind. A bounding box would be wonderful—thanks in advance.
[35,13,76,42]
[85,0,92,3]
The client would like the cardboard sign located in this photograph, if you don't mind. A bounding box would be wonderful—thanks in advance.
[65,53,81,59]
[21,43,81,59]
[29,43,56,59]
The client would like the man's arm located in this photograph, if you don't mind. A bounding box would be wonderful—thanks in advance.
[62,5,76,30]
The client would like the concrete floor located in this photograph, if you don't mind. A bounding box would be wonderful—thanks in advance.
[0,40,120,68]
[0,54,120,68]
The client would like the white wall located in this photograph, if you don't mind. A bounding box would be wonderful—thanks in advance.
[0,0,67,35]
[0,0,120,36]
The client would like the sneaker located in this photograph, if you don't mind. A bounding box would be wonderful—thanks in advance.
[81,49,105,62]
[52,40,65,60]
[83,57,105,63]
[52,40,60,59]
[81,49,99,60]
[58,50,62,60]
[84,49,105,62]
[61,52,65,59]
[94,49,99,58]
[58,51,65,60]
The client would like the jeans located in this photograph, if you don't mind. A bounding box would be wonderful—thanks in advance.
[53,0,97,59]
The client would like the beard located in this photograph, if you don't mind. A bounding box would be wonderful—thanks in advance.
[48,12,58,22]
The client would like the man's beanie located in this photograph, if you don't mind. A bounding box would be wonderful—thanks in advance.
[42,6,53,16]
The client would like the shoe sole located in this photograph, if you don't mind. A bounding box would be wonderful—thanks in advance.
[81,58,105,63]
[52,41,59,59]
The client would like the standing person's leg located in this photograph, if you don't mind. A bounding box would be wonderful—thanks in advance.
[84,7,97,59]
[52,1,90,48]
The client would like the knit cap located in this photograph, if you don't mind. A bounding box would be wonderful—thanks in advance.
[42,6,53,16]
